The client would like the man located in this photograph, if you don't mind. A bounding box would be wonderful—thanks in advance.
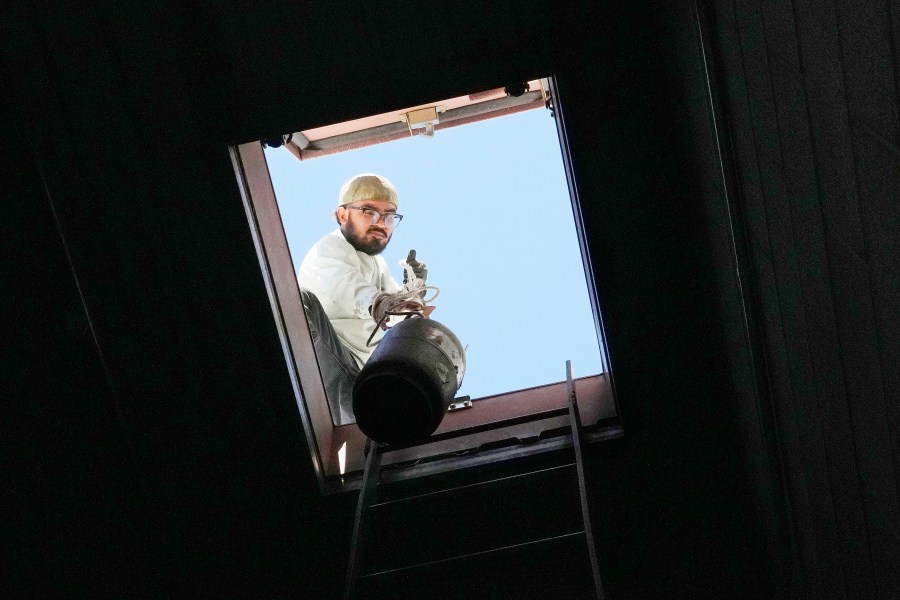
[298,173,427,425]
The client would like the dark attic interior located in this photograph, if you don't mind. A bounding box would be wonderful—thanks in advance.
[3,1,900,598]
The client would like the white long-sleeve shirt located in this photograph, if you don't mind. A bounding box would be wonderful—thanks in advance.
[298,229,402,368]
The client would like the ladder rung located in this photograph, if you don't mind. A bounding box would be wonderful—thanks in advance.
[368,462,576,509]
[359,530,586,581]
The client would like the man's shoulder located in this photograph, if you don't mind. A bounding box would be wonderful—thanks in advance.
[319,228,348,246]
[308,229,352,256]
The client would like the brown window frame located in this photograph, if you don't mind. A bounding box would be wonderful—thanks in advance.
[230,76,621,494]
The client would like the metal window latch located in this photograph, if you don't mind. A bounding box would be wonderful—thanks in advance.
[447,396,472,411]
[402,106,441,137]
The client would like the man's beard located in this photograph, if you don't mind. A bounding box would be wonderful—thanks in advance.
[342,224,390,256]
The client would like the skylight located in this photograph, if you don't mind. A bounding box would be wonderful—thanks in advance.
[263,104,603,402]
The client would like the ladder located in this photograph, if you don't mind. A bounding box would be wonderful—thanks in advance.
[344,362,606,600]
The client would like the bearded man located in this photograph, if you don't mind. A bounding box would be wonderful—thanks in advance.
[298,173,426,425]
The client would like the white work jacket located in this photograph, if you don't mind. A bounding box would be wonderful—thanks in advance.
[298,229,401,368]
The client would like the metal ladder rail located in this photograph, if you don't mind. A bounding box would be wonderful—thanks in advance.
[344,360,605,600]
[567,360,606,600]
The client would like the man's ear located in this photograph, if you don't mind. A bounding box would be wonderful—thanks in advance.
[336,207,347,225]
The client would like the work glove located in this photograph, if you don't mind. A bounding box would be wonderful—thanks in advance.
[403,249,428,285]
[371,291,426,330]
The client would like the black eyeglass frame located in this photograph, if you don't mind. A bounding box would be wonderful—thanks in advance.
[343,205,403,228]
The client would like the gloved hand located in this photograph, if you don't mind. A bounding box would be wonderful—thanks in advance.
[403,249,428,285]
[371,291,426,330]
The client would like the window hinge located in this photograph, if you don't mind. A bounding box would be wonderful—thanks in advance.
[447,396,473,411]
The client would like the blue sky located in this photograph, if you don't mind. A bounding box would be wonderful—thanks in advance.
[264,107,603,399]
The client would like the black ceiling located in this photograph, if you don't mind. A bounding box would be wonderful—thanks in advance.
[3,1,898,598]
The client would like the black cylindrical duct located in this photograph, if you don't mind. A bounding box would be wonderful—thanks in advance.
[353,318,466,445]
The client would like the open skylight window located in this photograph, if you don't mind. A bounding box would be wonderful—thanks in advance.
[232,77,618,492]
[265,89,602,402]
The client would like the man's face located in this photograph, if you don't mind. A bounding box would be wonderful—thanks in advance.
[338,198,397,256]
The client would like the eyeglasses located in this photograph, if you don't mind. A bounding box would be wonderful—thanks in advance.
[344,205,404,228]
